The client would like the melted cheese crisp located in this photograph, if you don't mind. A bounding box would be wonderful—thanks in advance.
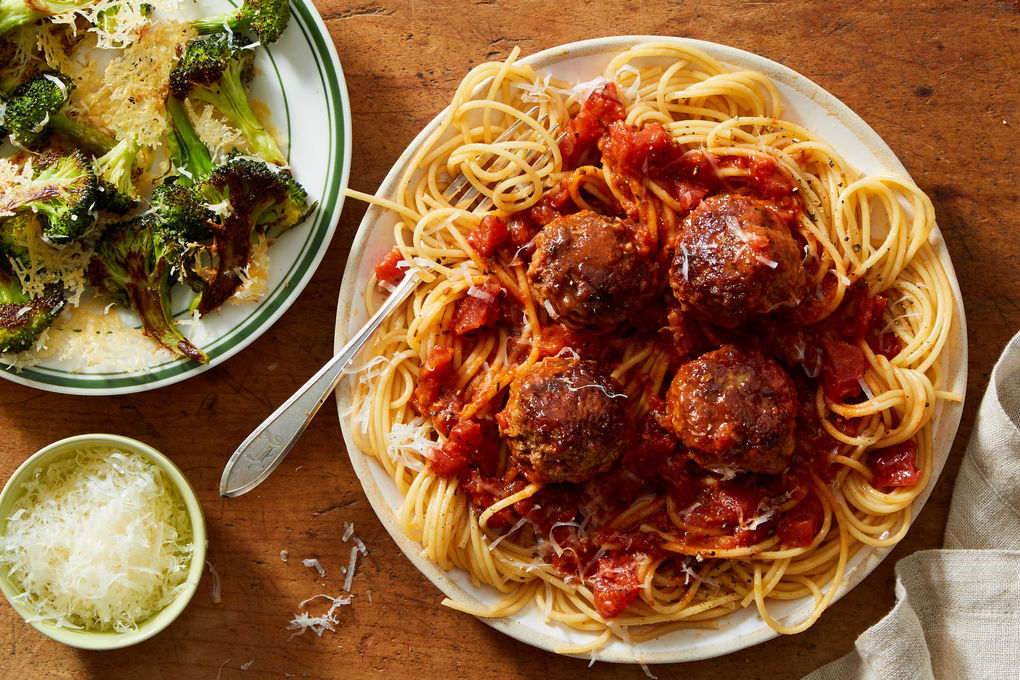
[0,448,193,632]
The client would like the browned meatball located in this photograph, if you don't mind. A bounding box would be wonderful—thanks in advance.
[669,194,805,329]
[528,211,658,328]
[666,345,797,475]
[497,356,629,483]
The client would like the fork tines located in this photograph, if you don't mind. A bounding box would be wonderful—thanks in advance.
[443,105,557,212]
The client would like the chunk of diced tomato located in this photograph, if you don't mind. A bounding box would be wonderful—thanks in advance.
[452,279,502,335]
[821,336,867,403]
[869,440,920,488]
[777,494,823,547]
[428,418,493,477]
[374,247,404,286]
[467,215,509,257]
[559,83,626,168]
[590,555,641,619]
[411,345,455,414]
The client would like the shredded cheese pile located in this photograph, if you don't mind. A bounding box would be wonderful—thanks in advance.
[0,448,193,632]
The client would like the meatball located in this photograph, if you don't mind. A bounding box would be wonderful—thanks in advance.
[666,345,797,475]
[669,194,804,329]
[498,356,629,483]
[528,210,658,328]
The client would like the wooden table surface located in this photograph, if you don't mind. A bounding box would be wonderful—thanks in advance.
[2,1,1019,678]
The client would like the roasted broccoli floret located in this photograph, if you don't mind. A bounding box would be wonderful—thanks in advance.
[169,34,286,166]
[2,71,116,153]
[0,262,64,354]
[0,0,102,37]
[191,154,312,314]
[150,176,213,244]
[191,0,291,44]
[163,94,214,184]
[0,213,34,261]
[87,216,208,363]
[93,136,141,214]
[148,176,213,290]
[0,150,99,244]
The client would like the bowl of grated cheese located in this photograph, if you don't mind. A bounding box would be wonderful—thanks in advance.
[0,434,206,649]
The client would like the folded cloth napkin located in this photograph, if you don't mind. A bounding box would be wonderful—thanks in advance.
[804,331,1020,680]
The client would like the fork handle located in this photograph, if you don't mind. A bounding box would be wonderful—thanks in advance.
[219,271,421,497]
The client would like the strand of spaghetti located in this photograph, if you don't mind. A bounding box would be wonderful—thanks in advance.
[890,245,954,372]
[752,477,849,633]
[478,483,543,530]
[441,580,538,618]
[659,537,781,559]
[553,628,614,656]
[344,187,422,222]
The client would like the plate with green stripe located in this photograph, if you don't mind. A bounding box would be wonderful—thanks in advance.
[0,0,351,395]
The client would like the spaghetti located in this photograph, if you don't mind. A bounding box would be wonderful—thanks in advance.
[343,41,958,651]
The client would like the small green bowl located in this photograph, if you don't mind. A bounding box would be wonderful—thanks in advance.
[0,434,207,650]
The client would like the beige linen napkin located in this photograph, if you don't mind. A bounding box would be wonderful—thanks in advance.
[804,331,1020,680]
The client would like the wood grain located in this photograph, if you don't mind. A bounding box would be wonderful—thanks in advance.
[2,1,1018,678]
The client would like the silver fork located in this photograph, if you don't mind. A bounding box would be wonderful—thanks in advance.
[219,110,560,498]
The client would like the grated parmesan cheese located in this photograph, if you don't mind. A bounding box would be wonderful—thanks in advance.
[0,448,193,632]
[4,296,170,372]
[302,558,325,577]
[229,235,271,304]
[466,285,496,303]
[206,560,222,603]
[382,418,433,471]
[287,523,371,639]
[79,20,198,147]
[286,594,350,639]
[185,98,251,157]
[565,382,627,399]
[343,547,358,592]
[43,0,174,49]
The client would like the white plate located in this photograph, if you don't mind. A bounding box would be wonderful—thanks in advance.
[333,36,967,663]
[0,0,352,395]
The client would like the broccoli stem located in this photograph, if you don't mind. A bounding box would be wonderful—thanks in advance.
[190,13,237,35]
[0,269,28,306]
[164,96,214,183]
[194,222,249,315]
[190,62,286,165]
[122,256,207,363]
[50,111,117,155]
